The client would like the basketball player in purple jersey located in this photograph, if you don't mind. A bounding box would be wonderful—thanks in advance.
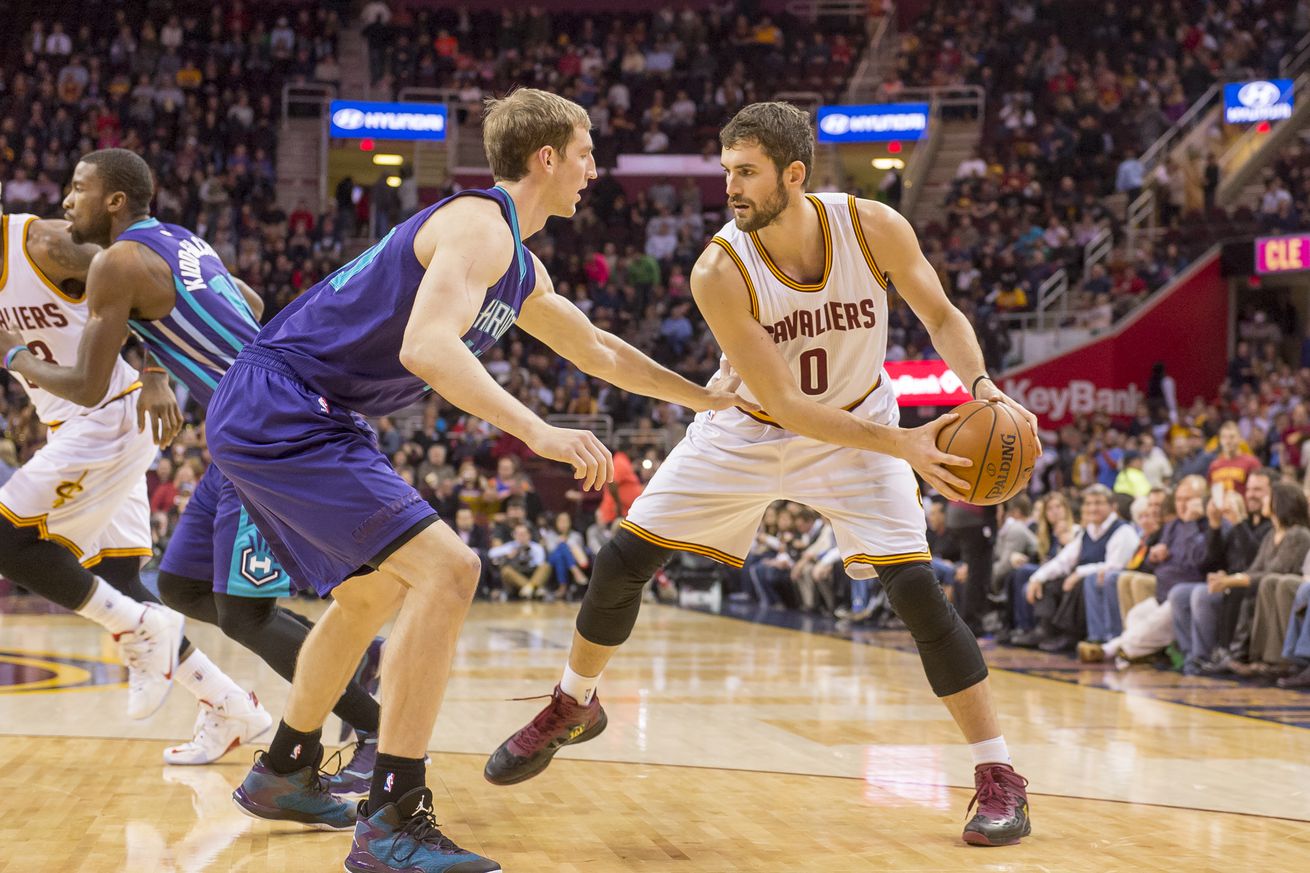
[3,150,383,784]
[204,89,744,873]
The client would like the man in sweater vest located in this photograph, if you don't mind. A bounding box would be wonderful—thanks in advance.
[1010,484,1140,652]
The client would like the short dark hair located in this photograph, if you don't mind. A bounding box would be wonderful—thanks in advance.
[81,148,154,213]
[1004,494,1032,517]
[720,101,813,185]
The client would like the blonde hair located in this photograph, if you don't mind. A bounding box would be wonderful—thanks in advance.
[483,88,590,182]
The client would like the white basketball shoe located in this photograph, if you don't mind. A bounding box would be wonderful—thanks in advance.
[164,691,274,765]
[116,603,185,720]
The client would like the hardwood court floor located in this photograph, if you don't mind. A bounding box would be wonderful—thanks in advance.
[3,599,1309,872]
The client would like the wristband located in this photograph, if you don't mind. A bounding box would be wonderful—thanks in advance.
[3,345,30,370]
[971,374,993,397]
[142,367,169,376]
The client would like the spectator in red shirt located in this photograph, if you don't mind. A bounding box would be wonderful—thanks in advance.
[1208,421,1260,495]
[288,200,315,235]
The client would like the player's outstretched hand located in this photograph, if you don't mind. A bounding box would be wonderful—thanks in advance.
[529,425,614,491]
[697,365,760,414]
[899,414,973,501]
[975,379,1043,456]
[137,375,183,447]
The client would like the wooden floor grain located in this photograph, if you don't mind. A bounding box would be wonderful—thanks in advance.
[2,600,1308,872]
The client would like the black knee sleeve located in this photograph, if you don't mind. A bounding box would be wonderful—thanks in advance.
[215,594,280,650]
[0,520,94,611]
[575,529,672,647]
[157,571,220,625]
[878,561,988,697]
[95,556,156,604]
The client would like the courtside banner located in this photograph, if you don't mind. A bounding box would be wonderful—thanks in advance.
[816,103,930,143]
[886,360,971,406]
[329,100,447,141]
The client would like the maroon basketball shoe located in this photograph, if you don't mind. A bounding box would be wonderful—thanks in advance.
[483,685,607,785]
[962,763,1031,846]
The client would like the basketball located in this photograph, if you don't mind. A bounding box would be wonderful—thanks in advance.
[935,400,1037,505]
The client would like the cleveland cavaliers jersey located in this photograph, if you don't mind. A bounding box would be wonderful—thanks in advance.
[0,213,140,425]
[710,192,890,427]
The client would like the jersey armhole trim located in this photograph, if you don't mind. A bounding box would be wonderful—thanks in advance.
[708,237,759,321]
[847,195,889,290]
[0,216,9,291]
[22,217,84,304]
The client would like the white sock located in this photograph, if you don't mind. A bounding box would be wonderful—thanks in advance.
[1102,638,1122,658]
[560,663,600,705]
[175,648,247,706]
[969,736,1011,767]
[76,577,147,635]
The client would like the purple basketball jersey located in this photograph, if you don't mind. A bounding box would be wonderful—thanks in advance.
[253,186,537,416]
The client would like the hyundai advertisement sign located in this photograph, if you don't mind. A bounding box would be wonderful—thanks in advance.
[1224,79,1294,124]
[329,100,447,141]
[816,103,930,143]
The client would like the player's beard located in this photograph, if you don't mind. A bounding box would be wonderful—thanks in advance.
[732,179,789,232]
[69,211,111,247]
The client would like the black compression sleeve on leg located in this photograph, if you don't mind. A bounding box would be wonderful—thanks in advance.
[95,556,157,604]
[157,571,221,624]
[574,528,673,647]
[0,519,95,611]
[878,561,989,697]
[214,594,380,734]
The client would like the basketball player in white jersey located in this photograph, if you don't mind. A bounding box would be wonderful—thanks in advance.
[0,201,270,753]
[486,103,1040,846]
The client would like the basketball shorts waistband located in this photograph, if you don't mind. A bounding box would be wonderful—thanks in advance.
[234,345,302,380]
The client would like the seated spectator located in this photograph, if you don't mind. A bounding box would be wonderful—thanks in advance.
[1088,492,1164,643]
[1006,491,1076,635]
[451,506,493,597]
[1080,476,1209,667]
[991,494,1038,610]
[789,508,837,614]
[747,505,801,608]
[1113,451,1151,497]
[540,510,590,597]
[1177,468,1273,674]
[1229,483,1310,678]
[488,522,552,600]
[1277,579,1310,688]
[1011,484,1138,653]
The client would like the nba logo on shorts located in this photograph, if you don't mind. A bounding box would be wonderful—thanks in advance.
[384,772,394,792]
[318,396,331,415]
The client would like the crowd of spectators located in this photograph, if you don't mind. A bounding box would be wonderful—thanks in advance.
[895,0,1307,344]
[359,1,865,164]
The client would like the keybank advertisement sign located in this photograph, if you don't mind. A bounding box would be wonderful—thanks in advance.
[1224,79,1293,124]
[330,100,447,141]
[816,103,930,143]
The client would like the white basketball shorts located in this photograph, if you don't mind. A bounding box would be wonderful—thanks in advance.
[0,390,155,567]
[624,381,929,579]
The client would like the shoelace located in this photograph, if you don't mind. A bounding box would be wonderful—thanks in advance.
[966,766,1029,820]
[251,748,346,796]
[391,807,462,865]
[509,693,578,751]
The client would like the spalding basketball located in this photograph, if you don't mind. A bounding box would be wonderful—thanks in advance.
[934,400,1037,505]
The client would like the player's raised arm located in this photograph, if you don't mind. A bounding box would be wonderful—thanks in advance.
[1,242,143,408]
[690,243,973,498]
[398,200,613,490]
[516,251,744,413]
[856,198,1041,452]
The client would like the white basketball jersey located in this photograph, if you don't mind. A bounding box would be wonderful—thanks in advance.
[711,192,890,427]
[0,213,139,424]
